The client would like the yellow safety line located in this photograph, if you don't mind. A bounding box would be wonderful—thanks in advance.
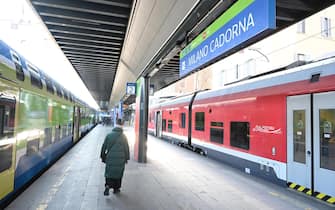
[326,197,335,204]
[289,183,297,188]
[316,193,326,199]
[297,186,305,192]
[306,190,312,195]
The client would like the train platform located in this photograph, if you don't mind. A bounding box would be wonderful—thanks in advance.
[5,125,333,210]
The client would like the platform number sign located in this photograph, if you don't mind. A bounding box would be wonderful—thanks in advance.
[126,82,136,95]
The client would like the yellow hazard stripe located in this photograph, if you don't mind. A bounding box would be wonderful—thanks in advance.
[289,183,297,189]
[297,186,305,192]
[288,182,334,205]
[327,197,335,204]
[316,193,326,199]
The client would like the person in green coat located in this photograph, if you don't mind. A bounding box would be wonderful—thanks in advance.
[100,118,130,195]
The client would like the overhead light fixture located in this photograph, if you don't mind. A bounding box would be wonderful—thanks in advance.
[148,66,159,77]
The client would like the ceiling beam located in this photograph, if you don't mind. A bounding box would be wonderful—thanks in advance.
[32,0,131,18]
[43,16,125,34]
[61,46,120,55]
[66,54,118,62]
[53,33,122,45]
[64,52,118,60]
[35,5,129,27]
[48,25,124,40]
[57,41,121,51]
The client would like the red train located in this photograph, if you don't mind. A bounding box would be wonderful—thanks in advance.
[148,57,335,199]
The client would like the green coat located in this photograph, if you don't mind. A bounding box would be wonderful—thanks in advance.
[100,127,130,179]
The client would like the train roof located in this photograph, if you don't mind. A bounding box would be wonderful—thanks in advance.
[0,40,94,110]
[194,56,335,102]
[150,92,195,109]
[150,55,335,109]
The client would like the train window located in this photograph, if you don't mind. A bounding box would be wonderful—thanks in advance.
[162,119,166,131]
[293,110,306,163]
[10,52,25,81]
[0,144,13,172]
[180,113,186,128]
[0,96,15,138]
[210,121,224,144]
[45,78,55,94]
[55,85,63,98]
[68,123,72,135]
[319,109,335,171]
[62,125,67,138]
[0,95,16,172]
[63,91,69,100]
[44,127,52,147]
[168,120,172,132]
[195,112,205,131]
[211,122,223,127]
[55,125,61,141]
[26,138,40,156]
[27,63,43,89]
[230,122,250,150]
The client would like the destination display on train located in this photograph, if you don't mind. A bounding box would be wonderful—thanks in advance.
[179,0,276,77]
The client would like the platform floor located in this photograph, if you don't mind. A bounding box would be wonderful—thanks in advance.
[6,125,333,210]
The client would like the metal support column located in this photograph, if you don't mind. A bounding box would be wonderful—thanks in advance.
[134,76,149,163]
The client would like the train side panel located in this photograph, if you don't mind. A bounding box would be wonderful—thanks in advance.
[149,58,335,188]
[161,103,189,142]
[0,40,97,206]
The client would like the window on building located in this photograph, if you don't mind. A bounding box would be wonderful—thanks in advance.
[168,120,172,132]
[297,20,305,33]
[230,122,250,150]
[219,70,225,87]
[321,17,331,38]
[210,122,224,144]
[180,113,186,128]
[195,112,205,131]
[162,119,166,131]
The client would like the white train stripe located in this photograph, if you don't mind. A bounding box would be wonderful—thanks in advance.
[155,131,286,180]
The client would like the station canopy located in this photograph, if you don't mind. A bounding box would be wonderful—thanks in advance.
[29,0,335,110]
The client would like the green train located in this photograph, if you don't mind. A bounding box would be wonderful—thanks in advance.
[0,40,97,206]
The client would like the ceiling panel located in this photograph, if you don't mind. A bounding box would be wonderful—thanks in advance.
[30,0,335,109]
[30,0,133,110]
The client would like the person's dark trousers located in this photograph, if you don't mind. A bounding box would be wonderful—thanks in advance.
[106,178,122,193]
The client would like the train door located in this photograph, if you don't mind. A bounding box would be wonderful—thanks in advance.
[313,91,335,197]
[287,95,312,188]
[155,111,162,138]
[0,94,17,200]
[287,92,335,197]
[73,106,80,142]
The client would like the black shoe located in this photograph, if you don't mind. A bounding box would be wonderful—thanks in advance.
[104,187,110,196]
[113,188,120,194]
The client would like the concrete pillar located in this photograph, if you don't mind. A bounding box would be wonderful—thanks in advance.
[134,76,149,163]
